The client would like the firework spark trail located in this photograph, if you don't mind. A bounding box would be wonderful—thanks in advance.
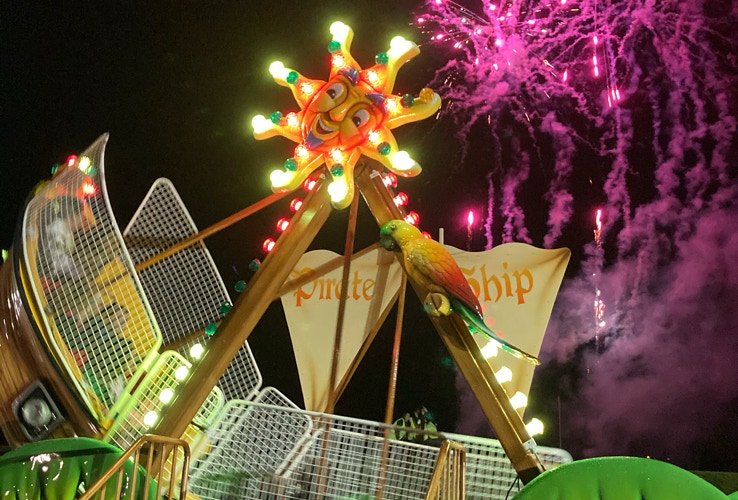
[501,142,533,243]
[541,112,576,249]
[483,171,495,247]
[418,0,738,467]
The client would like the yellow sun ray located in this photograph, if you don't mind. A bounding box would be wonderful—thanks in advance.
[252,21,441,209]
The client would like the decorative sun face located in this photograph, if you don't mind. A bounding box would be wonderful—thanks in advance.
[252,21,441,209]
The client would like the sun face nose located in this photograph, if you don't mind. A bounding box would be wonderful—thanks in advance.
[328,104,350,122]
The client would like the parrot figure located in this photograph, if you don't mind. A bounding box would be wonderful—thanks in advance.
[379,219,539,365]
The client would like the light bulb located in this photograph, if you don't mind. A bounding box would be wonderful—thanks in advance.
[174,366,189,381]
[143,411,159,427]
[526,418,544,436]
[160,388,174,404]
[495,366,513,384]
[510,392,528,409]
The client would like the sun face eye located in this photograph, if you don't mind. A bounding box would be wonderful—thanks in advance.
[351,109,371,128]
[325,82,346,102]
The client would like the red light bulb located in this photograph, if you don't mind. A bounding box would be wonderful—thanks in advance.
[382,172,397,188]
[262,238,276,252]
[290,198,303,212]
[393,192,409,206]
[81,181,97,197]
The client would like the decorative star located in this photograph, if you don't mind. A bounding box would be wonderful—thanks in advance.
[252,22,441,209]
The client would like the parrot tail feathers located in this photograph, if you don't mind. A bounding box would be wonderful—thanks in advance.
[452,299,540,366]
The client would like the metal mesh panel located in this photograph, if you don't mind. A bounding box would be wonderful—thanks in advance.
[124,178,228,344]
[444,432,573,499]
[295,426,439,499]
[20,134,162,419]
[189,397,440,500]
[186,397,573,499]
[124,178,262,401]
[105,350,224,451]
[189,388,312,499]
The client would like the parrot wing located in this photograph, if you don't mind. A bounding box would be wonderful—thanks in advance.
[405,238,483,315]
[402,237,540,366]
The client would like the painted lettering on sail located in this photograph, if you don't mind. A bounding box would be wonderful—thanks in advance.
[291,261,532,307]
[461,262,533,305]
[292,269,375,307]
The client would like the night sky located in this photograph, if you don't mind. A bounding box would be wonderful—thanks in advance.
[2,1,737,472]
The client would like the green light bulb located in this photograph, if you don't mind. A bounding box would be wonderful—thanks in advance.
[270,111,283,124]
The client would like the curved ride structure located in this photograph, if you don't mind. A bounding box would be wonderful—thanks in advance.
[0,133,571,498]
[1,20,732,500]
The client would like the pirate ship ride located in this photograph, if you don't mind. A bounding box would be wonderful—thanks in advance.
[0,19,730,500]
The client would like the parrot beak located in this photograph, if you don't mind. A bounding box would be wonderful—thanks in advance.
[380,233,400,252]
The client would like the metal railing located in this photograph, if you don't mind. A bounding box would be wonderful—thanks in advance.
[426,440,467,500]
[80,434,191,499]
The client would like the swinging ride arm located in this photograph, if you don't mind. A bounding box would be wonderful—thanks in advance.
[355,163,544,484]
[147,162,543,483]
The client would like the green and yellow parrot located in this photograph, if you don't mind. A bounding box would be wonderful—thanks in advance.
[379,219,539,365]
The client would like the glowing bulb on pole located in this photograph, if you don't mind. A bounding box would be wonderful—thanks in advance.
[525,417,544,436]
[509,391,528,409]
[481,341,499,359]
[495,366,513,384]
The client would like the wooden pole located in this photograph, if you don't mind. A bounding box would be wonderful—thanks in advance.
[331,287,399,408]
[133,191,289,272]
[384,274,407,426]
[325,187,361,414]
[376,275,407,500]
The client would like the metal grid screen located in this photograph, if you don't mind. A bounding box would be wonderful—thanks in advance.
[189,388,313,499]
[20,134,162,419]
[295,425,439,499]
[189,395,442,500]
[186,397,573,499]
[123,178,262,401]
[444,432,572,499]
[104,350,224,451]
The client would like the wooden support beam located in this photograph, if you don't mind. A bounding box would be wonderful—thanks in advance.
[325,191,360,414]
[331,285,399,409]
[432,314,543,484]
[133,191,289,272]
[150,177,332,442]
[355,163,544,484]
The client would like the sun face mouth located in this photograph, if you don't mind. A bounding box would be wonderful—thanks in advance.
[315,116,337,136]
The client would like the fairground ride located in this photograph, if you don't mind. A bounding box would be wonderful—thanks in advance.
[0,20,731,500]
